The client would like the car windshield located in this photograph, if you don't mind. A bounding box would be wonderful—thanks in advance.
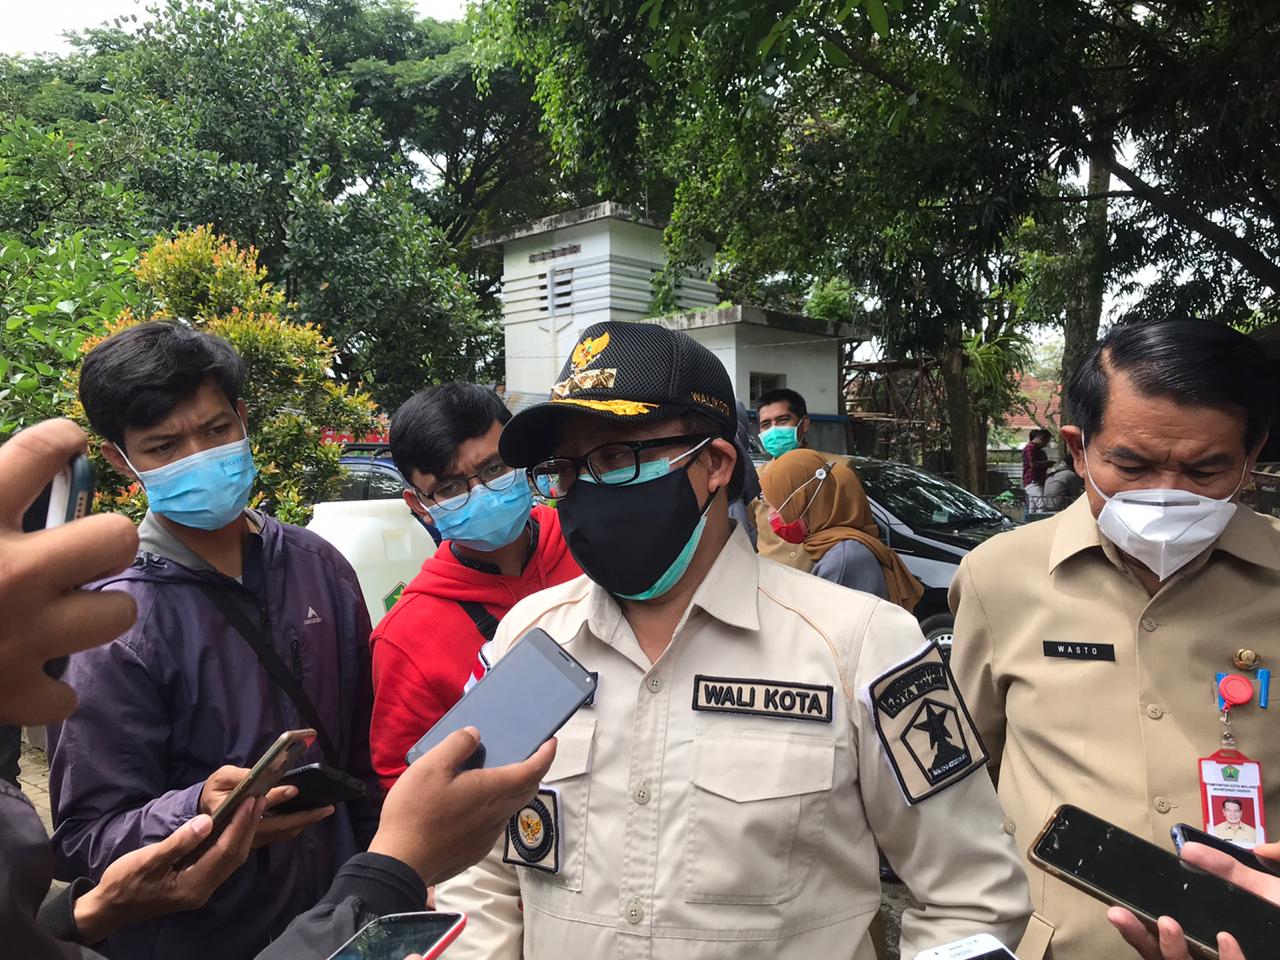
[853,459,1005,531]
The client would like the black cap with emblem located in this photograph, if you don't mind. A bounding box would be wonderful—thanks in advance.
[499,321,740,473]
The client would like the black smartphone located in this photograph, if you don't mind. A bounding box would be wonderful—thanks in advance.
[22,454,96,679]
[174,729,316,870]
[405,628,596,770]
[328,911,466,960]
[1030,804,1280,959]
[1172,822,1280,877]
[272,762,367,814]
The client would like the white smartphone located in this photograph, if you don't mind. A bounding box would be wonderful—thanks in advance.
[915,933,1018,960]
[328,911,466,960]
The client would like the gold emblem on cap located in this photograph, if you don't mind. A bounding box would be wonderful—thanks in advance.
[1234,649,1262,671]
[571,332,609,371]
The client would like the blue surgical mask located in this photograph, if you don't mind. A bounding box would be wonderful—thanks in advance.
[123,427,257,531]
[760,425,799,458]
[422,471,534,552]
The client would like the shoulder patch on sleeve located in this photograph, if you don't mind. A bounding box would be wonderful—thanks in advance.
[860,641,988,805]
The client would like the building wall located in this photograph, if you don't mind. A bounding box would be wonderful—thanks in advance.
[500,217,717,395]
[727,323,842,415]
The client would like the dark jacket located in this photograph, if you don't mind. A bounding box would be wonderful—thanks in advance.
[1,778,424,960]
[47,511,382,960]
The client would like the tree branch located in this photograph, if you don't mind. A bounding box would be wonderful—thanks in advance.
[1100,154,1280,290]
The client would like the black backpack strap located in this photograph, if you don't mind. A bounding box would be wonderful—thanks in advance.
[199,585,338,764]
[457,600,500,642]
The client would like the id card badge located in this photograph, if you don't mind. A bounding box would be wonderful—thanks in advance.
[1199,749,1266,848]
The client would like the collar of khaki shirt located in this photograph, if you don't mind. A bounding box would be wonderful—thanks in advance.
[580,525,763,654]
[1048,493,1280,576]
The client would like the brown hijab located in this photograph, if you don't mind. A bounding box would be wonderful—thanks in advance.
[760,449,925,612]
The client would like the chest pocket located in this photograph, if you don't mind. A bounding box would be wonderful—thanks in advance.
[527,718,594,893]
[685,731,836,905]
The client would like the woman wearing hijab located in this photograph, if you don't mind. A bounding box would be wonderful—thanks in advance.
[760,449,924,611]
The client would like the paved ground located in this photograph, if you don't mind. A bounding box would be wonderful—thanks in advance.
[19,743,54,833]
[18,744,910,957]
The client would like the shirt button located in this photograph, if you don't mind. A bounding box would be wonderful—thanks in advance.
[1141,617,1159,632]
[1146,704,1165,720]
[625,898,644,924]
[633,781,650,805]
[1002,816,1016,835]
[646,675,663,694]
[1154,796,1172,814]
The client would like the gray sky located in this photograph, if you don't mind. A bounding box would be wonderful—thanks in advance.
[1,0,468,56]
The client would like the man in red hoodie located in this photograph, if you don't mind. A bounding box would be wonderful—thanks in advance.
[370,383,580,789]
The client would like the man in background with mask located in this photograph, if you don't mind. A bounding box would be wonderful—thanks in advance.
[369,383,579,790]
[48,322,382,960]
[753,387,852,570]
[439,321,1031,960]
[950,320,1280,960]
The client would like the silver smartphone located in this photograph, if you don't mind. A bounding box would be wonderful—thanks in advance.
[406,628,596,770]
[915,933,1018,960]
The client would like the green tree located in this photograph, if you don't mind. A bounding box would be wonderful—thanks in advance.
[0,117,148,436]
[477,0,1280,487]
[70,227,377,524]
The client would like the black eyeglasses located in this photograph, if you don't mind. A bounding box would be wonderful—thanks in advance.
[530,435,711,499]
[415,458,520,512]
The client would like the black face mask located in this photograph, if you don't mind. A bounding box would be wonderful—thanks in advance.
[558,464,711,598]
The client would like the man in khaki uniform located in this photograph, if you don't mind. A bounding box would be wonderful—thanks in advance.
[752,388,850,571]
[950,320,1280,960]
[440,321,1031,960]
[1213,800,1258,844]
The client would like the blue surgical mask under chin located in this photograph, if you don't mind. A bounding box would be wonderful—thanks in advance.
[423,471,534,552]
[123,429,257,531]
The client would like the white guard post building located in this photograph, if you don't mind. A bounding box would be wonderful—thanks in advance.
[475,202,863,452]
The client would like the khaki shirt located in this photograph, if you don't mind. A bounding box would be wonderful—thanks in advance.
[1213,820,1257,843]
[950,497,1280,960]
[439,527,1031,960]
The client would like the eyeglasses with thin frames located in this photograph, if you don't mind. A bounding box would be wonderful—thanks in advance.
[530,435,711,499]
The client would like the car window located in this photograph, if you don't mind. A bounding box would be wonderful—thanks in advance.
[854,460,1004,531]
[367,465,408,499]
[335,463,371,501]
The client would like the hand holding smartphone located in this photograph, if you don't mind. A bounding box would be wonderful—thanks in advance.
[1030,804,1280,959]
[405,628,596,770]
[174,729,315,870]
[1172,823,1280,877]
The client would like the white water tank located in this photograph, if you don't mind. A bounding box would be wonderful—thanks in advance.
[307,498,436,628]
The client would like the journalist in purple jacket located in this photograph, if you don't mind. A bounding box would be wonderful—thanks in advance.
[47,323,382,960]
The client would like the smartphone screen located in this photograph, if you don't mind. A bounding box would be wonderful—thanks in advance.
[406,628,595,769]
[329,912,465,960]
[1032,805,1280,956]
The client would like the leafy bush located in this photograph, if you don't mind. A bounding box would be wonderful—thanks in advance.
[69,228,377,524]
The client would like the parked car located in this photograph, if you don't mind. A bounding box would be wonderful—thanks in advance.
[748,441,1017,649]
[851,456,1017,647]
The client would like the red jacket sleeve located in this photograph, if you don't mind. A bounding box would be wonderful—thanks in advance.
[369,632,453,792]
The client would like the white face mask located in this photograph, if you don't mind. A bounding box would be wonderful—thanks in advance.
[1082,443,1243,581]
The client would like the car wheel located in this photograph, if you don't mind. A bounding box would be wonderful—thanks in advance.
[919,613,955,654]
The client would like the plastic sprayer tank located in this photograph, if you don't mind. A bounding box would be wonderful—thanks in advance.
[306,498,436,628]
